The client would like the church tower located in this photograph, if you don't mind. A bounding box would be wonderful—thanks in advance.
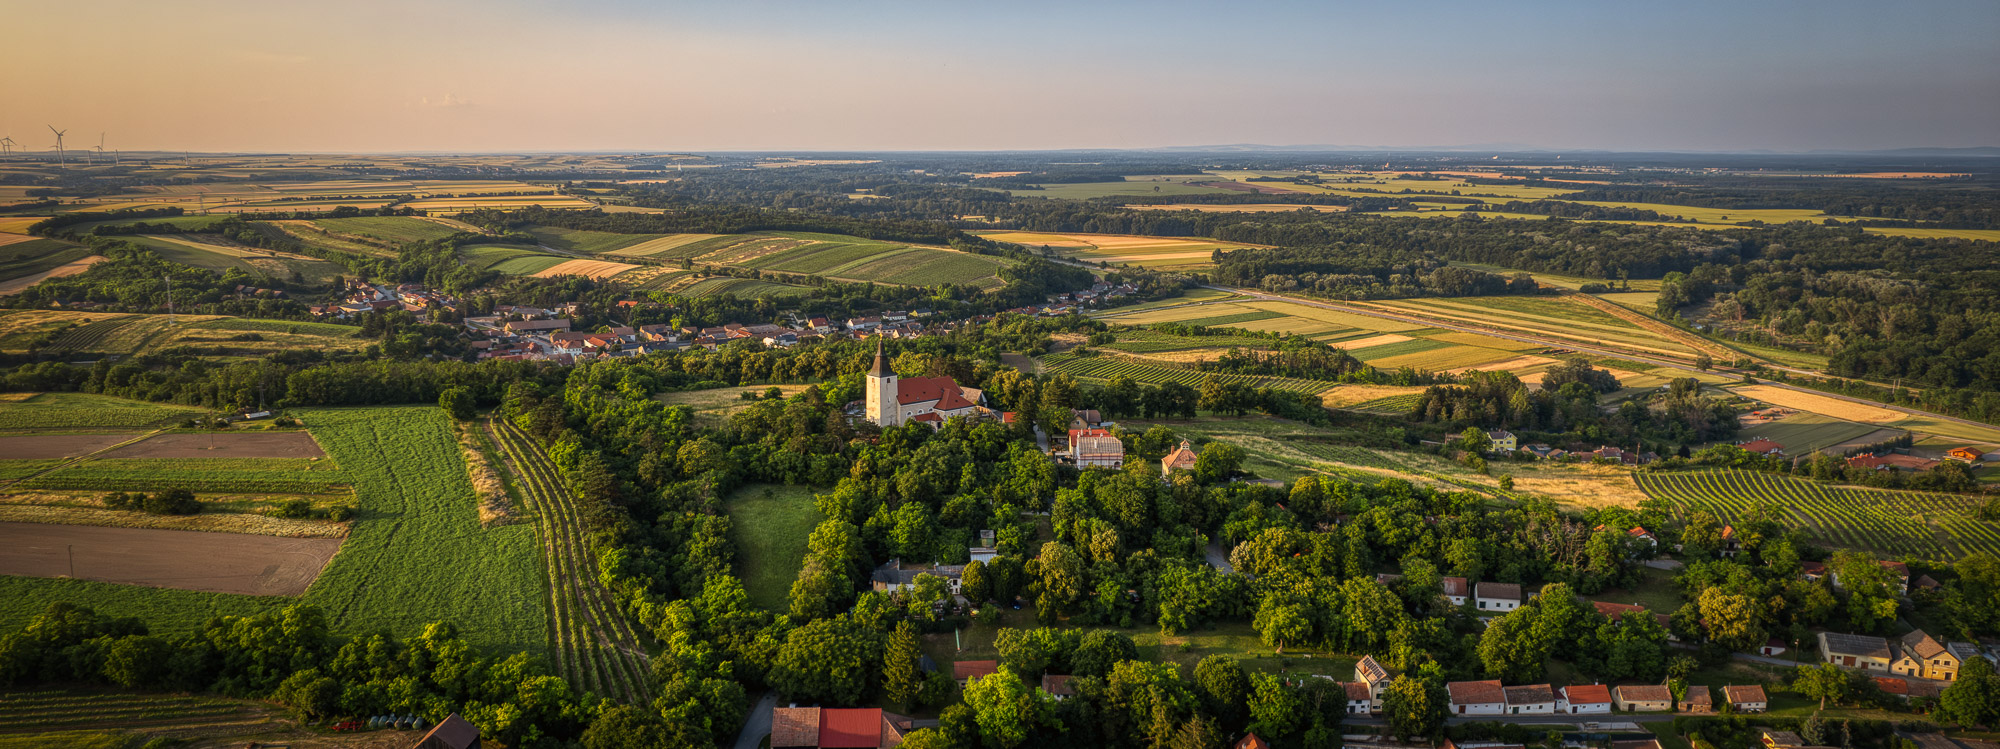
[865,340,898,427]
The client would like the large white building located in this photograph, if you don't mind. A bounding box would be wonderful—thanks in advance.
[866,342,983,428]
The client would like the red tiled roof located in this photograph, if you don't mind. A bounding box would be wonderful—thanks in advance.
[1448,679,1505,705]
[1617,684,1673,703]
[1504,684,1555,705]
[1342,681,1372,701]
[1738,438,1783,453]
[1593,601,1648,618]
[819,708,883,748]
[1042,674,1074,696]
[897,377,976,410]
[953,660,998,681]
[1235,734,1273,749]
[1441,576,1469,597]
[771,707,821,747]
[1874,677,1909,695]
[1801,561,1826,574]
[1561,684,1612,705]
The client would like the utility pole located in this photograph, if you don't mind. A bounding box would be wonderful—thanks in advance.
[164,273,174,324]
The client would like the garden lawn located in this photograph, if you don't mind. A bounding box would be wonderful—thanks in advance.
[726,483,823,612]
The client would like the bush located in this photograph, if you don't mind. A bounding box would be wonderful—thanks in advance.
[141,489,202,515]
[272,498,315,519]
[328,505,357,522]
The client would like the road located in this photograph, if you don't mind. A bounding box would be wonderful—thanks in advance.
[733,691,777,749]
[1190,283,2000,437]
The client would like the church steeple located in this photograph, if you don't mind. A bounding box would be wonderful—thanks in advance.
[868,340,893,378]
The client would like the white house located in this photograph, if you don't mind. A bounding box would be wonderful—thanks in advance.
[1557,684,1612,715]
[1341,681,1376,714]
[1447,680,1505,715]
[1441,576,1469,606]
[1475,582,1521,612]
[1503,684,1556,715]
[1355,655,1393,701]
[1724,685,1768,713]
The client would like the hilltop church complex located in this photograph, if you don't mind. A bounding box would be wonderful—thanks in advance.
[864,343,990,427]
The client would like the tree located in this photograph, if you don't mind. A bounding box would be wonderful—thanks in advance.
[884,622,925,707]
[1938,655,1999,727]
[1193,442,1244,485]
[1793,662,1849,709]
[769,615,881,705]
[271,668,341,722]
[100,635,168,688]
[963,667,1052,749]
[1696,587,1767,653]
[1695,354,1713,371]
[439,385,476,421]
[1192,655,1249,732]
[1247,672,1303,740]
[1252,594,1312,654]
[1382,674,1446,741]
[961,560,992,604]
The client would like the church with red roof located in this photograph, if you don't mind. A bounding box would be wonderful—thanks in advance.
[865,342,986,428]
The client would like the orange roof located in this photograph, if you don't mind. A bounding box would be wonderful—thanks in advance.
[953,660,998,681]
[897,377,976,410]
[1874,676,1909,695]
[1561,684,1613,705]
[819,708,883,748]
[1235,734,1273,749]
[1447,679,1506,705]
[1593,601,1648,618]
[771,707,821,747]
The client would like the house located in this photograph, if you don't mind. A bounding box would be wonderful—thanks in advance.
[1355,655,1394,700]
[1446,680,1506,715]
[1738,438,1785,456]
[504,318,572,334]
[1874,676,1910,700]
[1486,430,1517,452]
[1818,632,1893,672]
[1041,674,1074,700]
[1679,684,1713,713]
[1475,582,1521,612]
[1946,446,1986,463]
[1915,574,1940,591]
[1340,681,1376,714]
[1593,601,1650,623]
[1234,735,1272,749]
[414,713,481,749]
[1724,684,1768,712]
[1441,576,1470,606]
[1072,432,1126,469]
[953,660,998,688]
[1761,731,1807,749]
[1890,630,1959,681]
[770,707,913,749]
[1558,684,1612,714]
[807,316,833,333]
[1613,684,1673,712]
[1161,440,1199,476]
[1800,561,1826,581]
[869,560,965,595]
[1759,639,1789,657]
[865,343,983,428]
[1718,525,1742,558]
[1627,527,1658,548]
[1503,684,1556,715]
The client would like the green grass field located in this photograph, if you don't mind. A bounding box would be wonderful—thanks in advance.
[460,244,557,271]
[1,406,548,653]
[526,225,667,254]
[1004,178,1236,199]
[119,235,348,284]
[310,216,462,245]
[0,239,92,286]
[727,483,822,612]
[22,457,350,494]
[677,277,814,298]
[0,393,203,431]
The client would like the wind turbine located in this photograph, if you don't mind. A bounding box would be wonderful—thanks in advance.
[47,126,66,169]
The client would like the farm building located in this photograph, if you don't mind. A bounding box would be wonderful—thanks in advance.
[1759,639,1789,657]
[1558,684,1612,714]
[1447,680,1505,715]
[1819,632,1894,672]
[869,560,965,595]
[1725,684,1768,712]
[414,713,480,749]
[1503,684,1556,714]
[1718,525,1742,558]
[1946,446,1986,463]
[1680,684,1713,713]
[1475,582,1521,612]
[1613,684,1673,712]
[1737,438,1785,456]
[1890,630,1959,681]
[1161,440,1200,476]
[1339,680,1376,714]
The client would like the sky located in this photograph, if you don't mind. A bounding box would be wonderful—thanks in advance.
[4,0,1997,153]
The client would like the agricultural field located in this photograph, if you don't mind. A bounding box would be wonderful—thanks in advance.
[1728,384,2000,449]
[121,235,349,284]
[1358,296,1699,360]
[490,420,651,703]
[0,238,93,289]
[0,689,289,744]
[488,254,574,276]
[999,176,1238,199]
[603,233,727,258]
[309,215,464,245]
[46,179,585,217]
[1634,468,1999,561]
[1040,351,1331,395]
[1092,299,1563,377]
[1124,203,1351,213]
[1097,329,1273,355]
[1732,412,1886,454]
[0,522,341,595]
[726,483,823,612]
[0,393,203,431]
[526,225,673,254]
[675,276,814,298]
[0,490,353,538]
[461,243,560,272]
[654,383,815,429]
[2,312,366,360]
[973,230,1256,269]
[531,258,640,280]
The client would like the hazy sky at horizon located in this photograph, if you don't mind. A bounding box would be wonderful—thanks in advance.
[5,0,1997,153]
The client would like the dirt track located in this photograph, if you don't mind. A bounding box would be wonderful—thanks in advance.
[0,522,342,595]
[105,431,326,459]
[0,433,142,459]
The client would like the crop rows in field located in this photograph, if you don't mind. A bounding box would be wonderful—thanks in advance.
[22,458,350,494]
[1343,393,1425,416]
[0,690,272,734]
[0,393,202,431]
[1167,310,1288,328]
[1044,354,1330,395]
[38,317,138,355]
[1102,331,1272,354]
[310,216,462,245]
[193,317,360,337]
[493,420,651,703]
[1633,468,1999,561]
[1285,441,1410,471]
